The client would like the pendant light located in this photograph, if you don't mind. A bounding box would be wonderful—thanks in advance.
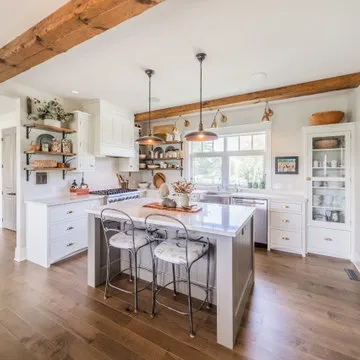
[136,69,165,145]
[185,53,218,142]
[261,101,274,123]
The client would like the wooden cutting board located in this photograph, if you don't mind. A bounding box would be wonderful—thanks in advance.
[143,202,202,213]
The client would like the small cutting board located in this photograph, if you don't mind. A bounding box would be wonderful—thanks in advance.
[143,202,202,213]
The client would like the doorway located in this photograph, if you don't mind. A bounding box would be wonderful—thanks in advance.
[2,127,16,231]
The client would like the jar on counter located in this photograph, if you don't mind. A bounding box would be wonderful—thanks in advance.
[62,138,72,154]
[51,138,61,153]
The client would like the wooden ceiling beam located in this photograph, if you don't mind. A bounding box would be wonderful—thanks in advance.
[134,72,360,122]
[0,0,164,84]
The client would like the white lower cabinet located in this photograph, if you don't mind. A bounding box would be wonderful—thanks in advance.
[307,227,351,259]
[26,198,101,268]
[269,199,306,256]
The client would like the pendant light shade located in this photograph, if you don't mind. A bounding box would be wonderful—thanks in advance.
[185,53,218,142]
[136,69,165,145]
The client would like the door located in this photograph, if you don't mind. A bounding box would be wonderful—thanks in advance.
[2,128,16,231]
[306,131,350,230]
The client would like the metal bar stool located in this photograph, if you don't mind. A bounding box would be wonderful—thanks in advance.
[145,213,210,338]
[101,208,152,313]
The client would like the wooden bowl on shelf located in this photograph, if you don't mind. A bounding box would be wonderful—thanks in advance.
[309,111,344,126]
[313,139,339,149]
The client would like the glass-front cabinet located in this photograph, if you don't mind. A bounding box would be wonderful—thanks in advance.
[304,125,352,230]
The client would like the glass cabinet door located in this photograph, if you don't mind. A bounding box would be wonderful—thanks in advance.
[310,134,348,226]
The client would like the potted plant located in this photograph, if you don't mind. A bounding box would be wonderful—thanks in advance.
[171,180,194,208]
[28,98,73,128]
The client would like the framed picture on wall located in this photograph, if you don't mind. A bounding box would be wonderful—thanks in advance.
[275,156,299,174]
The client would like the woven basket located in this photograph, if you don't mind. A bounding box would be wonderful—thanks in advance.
[31,159,57,168]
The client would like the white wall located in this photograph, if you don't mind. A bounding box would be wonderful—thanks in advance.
[140,90,353,194]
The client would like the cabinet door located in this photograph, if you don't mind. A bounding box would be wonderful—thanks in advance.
[306,131,350,230]
[119,127,139,172]
[78,113,95,171]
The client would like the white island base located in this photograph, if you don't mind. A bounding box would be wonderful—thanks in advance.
[86,198,254,349]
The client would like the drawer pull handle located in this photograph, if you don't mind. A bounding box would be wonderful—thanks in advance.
[67,226,74,231]
[67,210,73,214]
[324,237,333,241]
[282,237,290,241]
[282,205,289,209]
[281,219,289,223]
[66,242,74,247]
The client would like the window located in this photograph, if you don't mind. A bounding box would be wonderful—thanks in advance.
[189,132,267,188]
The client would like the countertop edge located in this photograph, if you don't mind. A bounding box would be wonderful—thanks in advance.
[25,194,105,206]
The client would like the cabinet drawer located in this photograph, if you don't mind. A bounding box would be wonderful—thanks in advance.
[270,201,302,212]
[270,211,301,230]
[270,229,301,249]
[50,235,87,264]
[50,217,88,241]
[49,200,98,224]
[307,227,350,259]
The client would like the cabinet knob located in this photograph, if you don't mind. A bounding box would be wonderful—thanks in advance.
[282,236,290,241]
[306,177,311,181]
[282,205,289,209]
[66,242,74,247]
[281,219,290,223]
[67,210,73,214]
[324,237,333,241]
[67,226,74,231]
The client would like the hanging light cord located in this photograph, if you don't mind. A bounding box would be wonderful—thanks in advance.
[199,56,203,131]
[148,71,152,135]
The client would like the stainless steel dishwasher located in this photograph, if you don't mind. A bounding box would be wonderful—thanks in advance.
[231,197,268,246]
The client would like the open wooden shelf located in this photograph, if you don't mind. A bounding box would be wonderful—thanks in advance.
[140,140,182,146]
[141,157,183,161]
[24,122,76,139]
[24,150,76,156]
[24,166,76,171]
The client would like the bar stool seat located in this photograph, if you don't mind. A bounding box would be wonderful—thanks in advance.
[109,229,147,249]
[154,240,207,264]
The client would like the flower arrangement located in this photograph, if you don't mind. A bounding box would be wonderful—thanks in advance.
[171,180,194,194]
[28,98,73,124]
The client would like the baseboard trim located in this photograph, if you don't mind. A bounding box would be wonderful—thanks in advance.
[353,251,360,272]
[14,246,27,262]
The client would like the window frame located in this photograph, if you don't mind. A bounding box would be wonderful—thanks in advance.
[186,124,272,190]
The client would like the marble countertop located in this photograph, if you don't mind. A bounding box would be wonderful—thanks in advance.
[25,194,105,206]
[86,197,255,237]
[229,191,307,202]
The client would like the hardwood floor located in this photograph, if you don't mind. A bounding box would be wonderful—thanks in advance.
[1,229,359,360]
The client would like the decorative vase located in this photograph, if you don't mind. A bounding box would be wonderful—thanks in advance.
[175,193,190,208]
[43,118,61,128]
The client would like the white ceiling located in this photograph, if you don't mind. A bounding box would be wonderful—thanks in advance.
[2,0,360,113]
[0,0,68,47]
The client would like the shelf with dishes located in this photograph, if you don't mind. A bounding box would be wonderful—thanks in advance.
[24,124,76,181]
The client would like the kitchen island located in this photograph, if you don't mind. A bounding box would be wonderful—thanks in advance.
[86,198,255,349]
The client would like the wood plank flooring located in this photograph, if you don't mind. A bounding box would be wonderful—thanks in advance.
[1,229,359,360]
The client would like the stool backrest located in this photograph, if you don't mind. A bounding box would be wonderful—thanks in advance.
[100,208,135,249]
[145,213,190,265]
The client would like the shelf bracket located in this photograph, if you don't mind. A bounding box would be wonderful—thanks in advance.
[26,153,33,165]
[25,125,33,139]
[25,169,34,181]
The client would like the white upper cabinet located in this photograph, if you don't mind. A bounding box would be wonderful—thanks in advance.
[119,127,140,172]
[71,111,96,172]
[82,100,135,158]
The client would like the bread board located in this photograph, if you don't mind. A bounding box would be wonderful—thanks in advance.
[143,202,202,213]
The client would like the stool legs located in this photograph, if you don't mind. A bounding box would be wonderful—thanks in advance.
[129,252,133,283]
[104,248,110,299]
[186,267,195,338]
[133,251,139,313]
[151,257,157,317]
[172,264,177,297]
